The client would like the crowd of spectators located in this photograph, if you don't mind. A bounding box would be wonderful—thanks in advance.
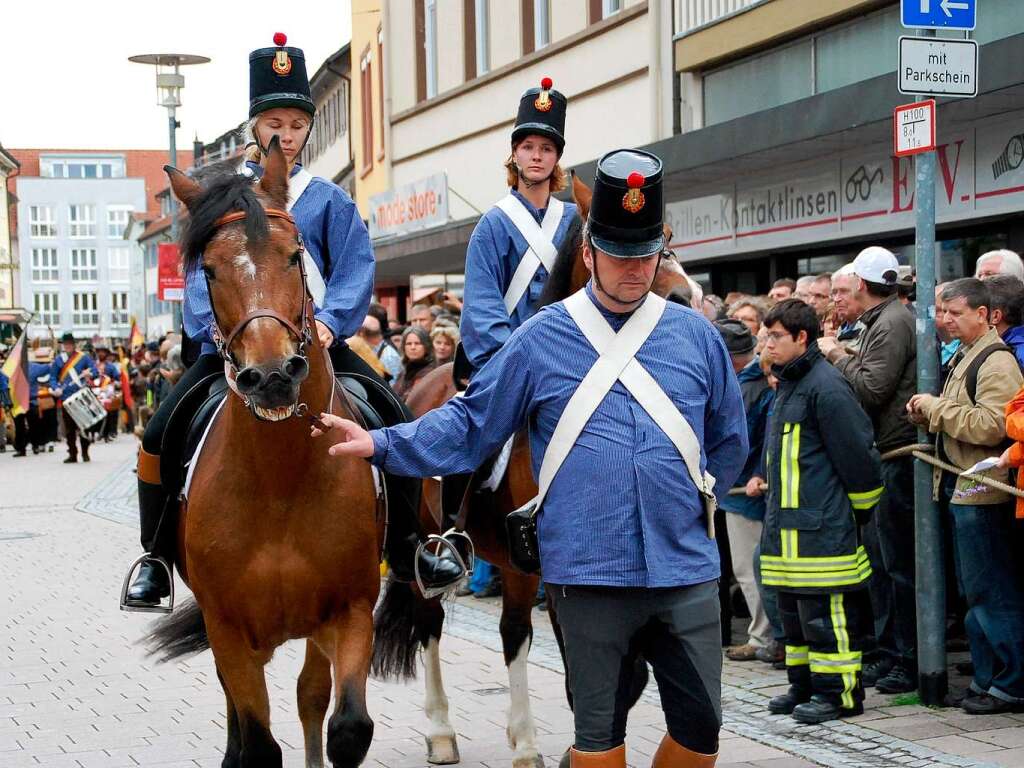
[705,246,1024,719]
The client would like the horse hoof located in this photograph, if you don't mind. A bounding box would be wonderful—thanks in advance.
[426,734,461,764]
[512,754,545,768]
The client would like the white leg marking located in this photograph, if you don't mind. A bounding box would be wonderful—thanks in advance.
[423,637,460,764]
[507,637,543,767]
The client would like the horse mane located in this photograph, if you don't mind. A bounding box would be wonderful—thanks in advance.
[536,212,583,309]
[180,171,269,272]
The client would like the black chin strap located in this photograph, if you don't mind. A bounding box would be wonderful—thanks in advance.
[589,236,662,308]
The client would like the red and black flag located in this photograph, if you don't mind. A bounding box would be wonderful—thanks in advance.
[1,328,30,417]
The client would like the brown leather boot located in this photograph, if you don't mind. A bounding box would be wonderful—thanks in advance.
[570,744,626,767]
[652,734,717,767]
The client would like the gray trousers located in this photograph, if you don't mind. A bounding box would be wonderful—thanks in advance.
[547,579,721,755]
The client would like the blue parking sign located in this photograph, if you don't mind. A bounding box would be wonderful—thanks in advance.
[902,0,976,30]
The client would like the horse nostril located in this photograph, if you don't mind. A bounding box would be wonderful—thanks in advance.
[236,366,264,393]
[283,355,309,382]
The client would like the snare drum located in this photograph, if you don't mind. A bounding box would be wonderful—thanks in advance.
[63,387,107,432]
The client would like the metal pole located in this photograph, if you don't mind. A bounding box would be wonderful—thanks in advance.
[914,26,947,706]
[167,103,182,331]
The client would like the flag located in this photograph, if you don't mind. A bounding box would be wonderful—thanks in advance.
[130,316,145,350]
[117,348,134,410]
[1,328,30,417]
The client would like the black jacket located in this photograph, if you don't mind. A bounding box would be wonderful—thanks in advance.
[760,344,883,593]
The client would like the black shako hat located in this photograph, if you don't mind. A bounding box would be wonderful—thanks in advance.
[587,149,665,258]
[714,319,756,355]
[249,32,315,118]
[59,332,75,344]
[511,76,567,154]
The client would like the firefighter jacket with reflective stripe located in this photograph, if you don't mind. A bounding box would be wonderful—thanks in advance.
[760,344,883,593]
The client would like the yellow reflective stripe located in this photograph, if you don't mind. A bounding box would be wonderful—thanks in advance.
[761,548,871,572]
[760,564,872,589]
[809,661,861,674]
[785,645,810,666]
[849,486,884,510]
[789,529,799,559]
[780,529,799,560]
[789,424,801,507]
[830,594,855,709]
[780,427,791,508]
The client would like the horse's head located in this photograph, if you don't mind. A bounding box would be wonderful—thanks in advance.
[167,138,312,421]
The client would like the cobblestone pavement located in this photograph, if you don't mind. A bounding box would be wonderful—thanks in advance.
[2,438,1024,767]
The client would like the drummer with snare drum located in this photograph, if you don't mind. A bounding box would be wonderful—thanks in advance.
[50,332,100,463]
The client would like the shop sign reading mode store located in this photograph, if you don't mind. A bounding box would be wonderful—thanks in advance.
[665,109,1024,263]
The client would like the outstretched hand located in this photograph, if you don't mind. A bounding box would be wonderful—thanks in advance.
[311,413,375,458]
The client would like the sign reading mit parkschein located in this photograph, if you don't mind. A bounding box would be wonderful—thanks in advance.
[898,37,978,98]
[901,0,976,30]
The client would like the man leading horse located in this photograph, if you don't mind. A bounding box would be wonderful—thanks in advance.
[315,150,748,768]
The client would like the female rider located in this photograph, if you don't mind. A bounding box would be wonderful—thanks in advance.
[123,34,462,608]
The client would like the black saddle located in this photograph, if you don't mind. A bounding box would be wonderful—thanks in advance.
[162,374,390,497]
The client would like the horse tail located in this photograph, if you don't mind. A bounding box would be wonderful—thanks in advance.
[371,577,421,681]
[143,599,210,662]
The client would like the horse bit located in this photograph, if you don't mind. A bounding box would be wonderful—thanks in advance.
[206,207,330,430]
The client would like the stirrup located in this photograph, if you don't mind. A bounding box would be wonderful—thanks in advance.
[119,553,175,614]
[414,528,475,600]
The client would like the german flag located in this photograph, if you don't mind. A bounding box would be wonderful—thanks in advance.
[129,316,144,350]
[1,328,29,417]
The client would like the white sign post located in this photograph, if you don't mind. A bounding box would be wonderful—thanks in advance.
[898,36,978,98]
[894,99,937,157]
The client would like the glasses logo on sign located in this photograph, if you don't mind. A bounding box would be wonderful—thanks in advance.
[845,165,885,203]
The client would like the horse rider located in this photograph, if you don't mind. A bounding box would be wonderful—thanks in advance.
[316,149,749,768]
[50,332,100,464]
[122,33,463,608]
[438,76,579,555]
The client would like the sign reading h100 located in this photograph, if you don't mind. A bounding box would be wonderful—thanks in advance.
[898,37,978,98]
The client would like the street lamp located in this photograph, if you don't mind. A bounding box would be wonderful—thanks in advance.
[128,53,210,330]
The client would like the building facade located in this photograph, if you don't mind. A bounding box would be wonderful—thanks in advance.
[0,146,19,310]
[354,0,675,317]
[12,154,147,340]
[648,0,1024,294]
[302,45,354,194]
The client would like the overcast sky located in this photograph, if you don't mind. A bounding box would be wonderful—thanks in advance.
[1,1,352,152]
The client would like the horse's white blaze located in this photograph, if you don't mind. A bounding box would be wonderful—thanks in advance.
[423,637,456,740]
[234,250,256,280]
[506,636,540,763]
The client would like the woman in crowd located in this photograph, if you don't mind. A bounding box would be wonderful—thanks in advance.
[394,327,437,398]
[431,326,459,366]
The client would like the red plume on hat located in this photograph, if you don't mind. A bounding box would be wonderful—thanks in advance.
[623,171,647,214]
[271,32,292,75]
[534,76,554,112]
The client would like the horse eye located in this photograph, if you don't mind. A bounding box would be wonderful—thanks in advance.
[289,250,301,267]
[203,265,216,281]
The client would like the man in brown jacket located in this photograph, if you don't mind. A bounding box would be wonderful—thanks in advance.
[907,277,1024,714]
[820,246,918,695]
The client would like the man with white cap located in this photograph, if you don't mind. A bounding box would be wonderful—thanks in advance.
[818,246,919,694]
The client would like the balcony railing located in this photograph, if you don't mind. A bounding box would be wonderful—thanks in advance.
[675,0,766,36]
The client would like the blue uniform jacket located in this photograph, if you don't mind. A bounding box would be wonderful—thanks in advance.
[50,352,99,398]
[719,359,774,522]
[28,362,50,405]
[460,190,578,371]
[372,284,748,588]
[1002,326,1024,372]
[184,162,374,355]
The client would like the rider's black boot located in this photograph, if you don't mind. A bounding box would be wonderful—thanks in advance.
[125,475,172,607]
[384,471,464,591]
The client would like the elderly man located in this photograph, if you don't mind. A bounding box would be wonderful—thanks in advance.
[908,278,1024,714]
[358,314,402,381]
[985,274,1024,371]
[976,249,1024,280]
[316,149,748,767]
[409,303,435,334]
[795,275,831,321]
[830,267,867,351]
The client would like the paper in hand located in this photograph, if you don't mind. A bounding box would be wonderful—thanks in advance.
[960,456,1001,476]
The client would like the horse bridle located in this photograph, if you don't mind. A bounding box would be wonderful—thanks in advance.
[205,206,329,429]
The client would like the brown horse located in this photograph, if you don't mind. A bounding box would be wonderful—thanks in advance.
[373,173,686,768]
[146,140,382,768]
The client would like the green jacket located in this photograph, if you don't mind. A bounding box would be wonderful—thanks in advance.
[760,344,883,593]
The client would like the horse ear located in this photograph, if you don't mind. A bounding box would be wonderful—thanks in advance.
[259,135,290,207]
[165,166,202,211]
[571,170,592,219]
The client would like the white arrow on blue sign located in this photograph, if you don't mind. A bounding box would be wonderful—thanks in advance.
[902,0,976,30]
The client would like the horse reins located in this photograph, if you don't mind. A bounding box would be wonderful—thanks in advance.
[206,206,330,430]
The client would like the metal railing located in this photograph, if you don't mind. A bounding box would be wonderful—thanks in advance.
[674,0,766,37]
